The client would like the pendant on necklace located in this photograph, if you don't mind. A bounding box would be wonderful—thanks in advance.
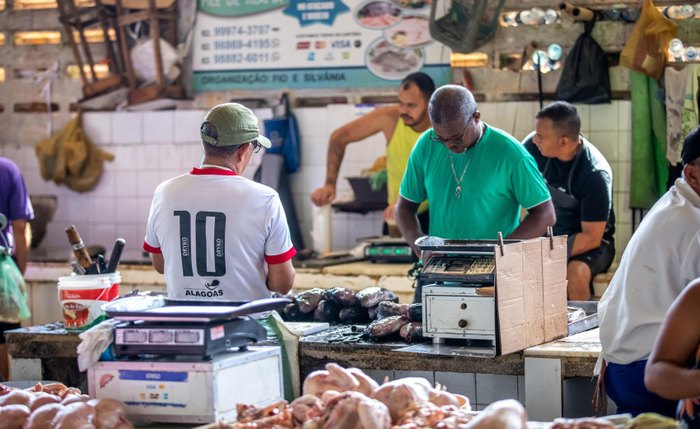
[455,185,462,199]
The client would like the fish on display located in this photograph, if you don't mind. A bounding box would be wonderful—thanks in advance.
[281,301,305,321]
[313,300,341,323]
[407,303,423,322]
[367,305,379,320]
[338,306,370,324]
[356,287,399,308]
[399,322,425,343]
[323,287,357,307]
[363,315,410,339]
[377,301,409,319]
[296,288,325,314]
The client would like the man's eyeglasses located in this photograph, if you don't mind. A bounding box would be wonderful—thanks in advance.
[251,140,263,153]
[430,121,471,145]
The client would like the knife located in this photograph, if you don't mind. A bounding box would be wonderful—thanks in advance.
[107,238,126,273]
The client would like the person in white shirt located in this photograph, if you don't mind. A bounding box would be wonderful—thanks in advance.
[598,126,700,417]
[143,103,296,300]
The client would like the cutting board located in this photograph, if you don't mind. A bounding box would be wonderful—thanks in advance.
[284,322,331,336]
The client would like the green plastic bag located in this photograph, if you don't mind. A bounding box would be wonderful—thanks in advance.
[0,253,31,322]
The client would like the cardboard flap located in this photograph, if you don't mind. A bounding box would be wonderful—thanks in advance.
[495,241,526,355]
[495,236,568,355]
[542,235,568,342]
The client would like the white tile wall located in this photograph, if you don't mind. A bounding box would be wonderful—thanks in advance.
[3,101,635,261]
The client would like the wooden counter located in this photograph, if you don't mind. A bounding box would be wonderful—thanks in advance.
[299,325,524,379]
[7,322,601,419]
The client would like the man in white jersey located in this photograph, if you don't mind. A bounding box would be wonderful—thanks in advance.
[143,103,296,300]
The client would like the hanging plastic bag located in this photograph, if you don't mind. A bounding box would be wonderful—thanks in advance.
[0,253,31,322]
[556,20,611,104]
[619,0,676,80]
[130,37,181,84]
[264,94,301,174]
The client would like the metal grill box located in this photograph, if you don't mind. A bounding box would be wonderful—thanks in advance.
[87,346,283,424]
[416,236,569,356]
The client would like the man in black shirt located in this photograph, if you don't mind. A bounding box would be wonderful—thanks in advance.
[523,101,615,300]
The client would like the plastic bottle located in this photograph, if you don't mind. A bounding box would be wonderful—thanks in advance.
[547,43,563,61]
[544,9,559,24]
[669,38,685,61]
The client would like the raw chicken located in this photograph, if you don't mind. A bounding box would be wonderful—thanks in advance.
[0,403,30,429]
[23,403,63,429]
[322,391,390,429]
[347,368,379,396]
[289,394,324,423]
[464,399,527,429]
[90,398,133,429]
[51,401,96,429]
[303,363,360,397]
[370,377,432,422]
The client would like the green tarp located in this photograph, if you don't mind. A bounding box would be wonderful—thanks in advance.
[630,71,669,209]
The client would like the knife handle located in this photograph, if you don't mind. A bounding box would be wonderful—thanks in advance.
[107,238,126,273]
[65,225,93,269]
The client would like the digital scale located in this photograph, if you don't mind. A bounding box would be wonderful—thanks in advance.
[103,295,290,358]
[360,236,416,263]
[113,318,267,357]
[92,295,291,423]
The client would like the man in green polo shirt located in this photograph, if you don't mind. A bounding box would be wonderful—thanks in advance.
[397,85,555,267]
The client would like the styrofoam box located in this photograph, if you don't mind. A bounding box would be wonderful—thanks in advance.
[87,346,283,424]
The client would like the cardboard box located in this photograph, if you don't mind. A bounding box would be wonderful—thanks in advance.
[87,346,283,424]
[420,236,568,356]
[495,236,568,355]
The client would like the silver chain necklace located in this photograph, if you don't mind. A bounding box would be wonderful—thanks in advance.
[448,124,483,199]
[449,156,471,198]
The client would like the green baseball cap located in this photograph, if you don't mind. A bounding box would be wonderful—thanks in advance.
[200,103,271,148]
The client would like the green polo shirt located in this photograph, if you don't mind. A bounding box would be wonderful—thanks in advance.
[400,124,551,239]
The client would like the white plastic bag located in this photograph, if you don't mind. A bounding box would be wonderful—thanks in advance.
[130,38,181,84]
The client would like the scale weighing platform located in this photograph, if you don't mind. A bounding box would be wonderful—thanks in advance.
[103,295,291,358]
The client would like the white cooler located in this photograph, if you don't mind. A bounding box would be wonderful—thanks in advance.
[87,346,283,424]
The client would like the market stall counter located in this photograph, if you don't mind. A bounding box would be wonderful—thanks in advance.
[5,323,602,421]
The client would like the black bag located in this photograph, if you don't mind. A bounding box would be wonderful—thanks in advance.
[556,20,611,104]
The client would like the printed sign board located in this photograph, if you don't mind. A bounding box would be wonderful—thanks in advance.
[193,0,452,91]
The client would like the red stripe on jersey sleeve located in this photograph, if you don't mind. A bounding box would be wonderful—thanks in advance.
[266,247,297,264]
[143,241,162,254]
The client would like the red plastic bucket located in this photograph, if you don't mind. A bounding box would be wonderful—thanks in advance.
[57,273,120,330]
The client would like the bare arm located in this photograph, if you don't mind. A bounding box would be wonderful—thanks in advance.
[311,106,399,206]
[267,260,295,295]
[396,196,423,257]
[150,252,164,274]
[570,221,607,256]
[508,200,556,239]
[645,279,700,400]
[11,219,30,274]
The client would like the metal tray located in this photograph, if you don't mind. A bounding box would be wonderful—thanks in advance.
[103,296,292,322]
[415,236,521,252]
[567,300,598,336]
